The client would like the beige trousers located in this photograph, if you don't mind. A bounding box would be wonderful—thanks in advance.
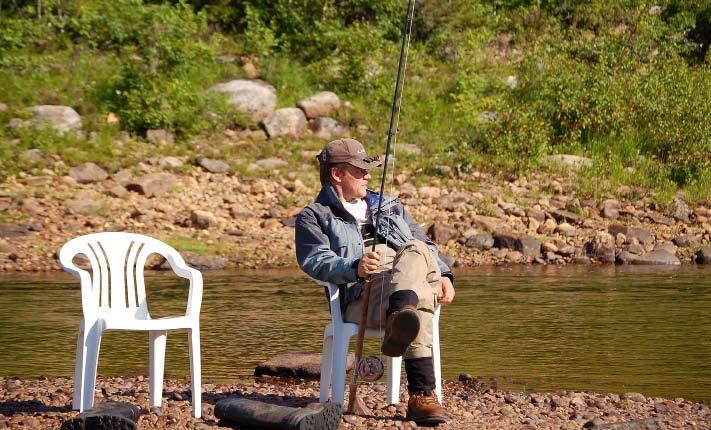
[344,240,441,359]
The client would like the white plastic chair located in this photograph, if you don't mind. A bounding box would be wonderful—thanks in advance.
[59,232,203,418]
[317,281,442,405]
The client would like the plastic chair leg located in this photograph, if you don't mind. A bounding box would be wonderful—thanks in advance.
[386,356,402,404]
[81,325,102,412]
[319,333,334,403]
[432,319,442,403]
[149,330,167,409]
[330,332,351,405]
[72,327,85,410]
[188,327,201,418]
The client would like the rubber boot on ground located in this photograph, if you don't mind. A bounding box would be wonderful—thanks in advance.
[60,401,140,430]
[215,397,342,430]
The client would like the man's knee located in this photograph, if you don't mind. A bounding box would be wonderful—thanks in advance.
[401,239,429,255]
[387,290,418,315]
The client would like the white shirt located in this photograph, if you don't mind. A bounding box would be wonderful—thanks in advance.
[342,198,369,227]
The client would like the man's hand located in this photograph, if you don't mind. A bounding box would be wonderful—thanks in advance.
[437,276,455,305]
[357,250,381,279]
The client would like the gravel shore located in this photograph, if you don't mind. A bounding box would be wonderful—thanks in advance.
[1,375,709,430]
[1,163,711,273]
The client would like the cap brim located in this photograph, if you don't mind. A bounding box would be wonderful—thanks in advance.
[349,158,383,170]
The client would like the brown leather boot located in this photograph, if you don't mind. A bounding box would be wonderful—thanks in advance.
[381,305,420,357]
[406,391,449,425]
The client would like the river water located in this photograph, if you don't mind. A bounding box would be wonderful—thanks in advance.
[1,265,709,401]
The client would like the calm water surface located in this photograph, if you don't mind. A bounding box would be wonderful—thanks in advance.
[1,265,709,401]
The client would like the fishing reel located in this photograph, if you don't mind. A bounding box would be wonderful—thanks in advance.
[357,355,384,382]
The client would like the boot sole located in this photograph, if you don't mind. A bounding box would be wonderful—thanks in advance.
[60,415,138,430]
[381,309,420,357]
[299,401,343,430]
[406,413,450,426]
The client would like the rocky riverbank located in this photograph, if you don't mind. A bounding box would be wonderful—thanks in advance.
[1,157,711,273]
[1,375,709,430]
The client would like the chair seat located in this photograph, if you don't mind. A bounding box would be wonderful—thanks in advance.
[101,316,197,331]
[323,322,385,339]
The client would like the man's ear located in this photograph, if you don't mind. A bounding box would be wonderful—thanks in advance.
[329,166,342,184]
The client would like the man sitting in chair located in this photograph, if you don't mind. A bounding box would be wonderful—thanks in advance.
[295,138,455,425]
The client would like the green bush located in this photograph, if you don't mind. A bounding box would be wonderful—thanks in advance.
[94,1,231,135]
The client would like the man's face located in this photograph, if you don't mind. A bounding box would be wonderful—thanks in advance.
[333,164,370,201]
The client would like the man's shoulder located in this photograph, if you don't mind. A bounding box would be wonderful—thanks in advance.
[297,201,333,220]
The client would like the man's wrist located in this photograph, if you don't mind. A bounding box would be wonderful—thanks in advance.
[352,258,364,281]
[441,273,454,286]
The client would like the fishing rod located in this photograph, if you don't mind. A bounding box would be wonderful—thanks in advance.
[347,0,416,415]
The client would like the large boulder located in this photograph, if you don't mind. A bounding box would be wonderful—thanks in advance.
[297,91,341,119]
[600,199,620,219]
[254,351,354,378]
[210,80,276,124]
[608,225,654,245]
[0,223,30,238]
[584,231,616,263]
[28,105,82,133]
[65,191,105,215]
[126,173,178,198]
[146,129,174,144]
[158,156,184,169]
[465,232,495,250]
[19,149,44,163]
[493,232,541,257]
[434,193,472,212]
[669,197,691,223]
[191,210,217,229]
[310,117,348,138]
[263,107,307,138]
[632,249,681,265]
[672,234,700,248]
[251,157,288,170]
[428,223,458,244]
[199,158,230,174]
[471,215,502,232]
[548,208,582,224]
[69,162,109,184]
[696,247,711,264]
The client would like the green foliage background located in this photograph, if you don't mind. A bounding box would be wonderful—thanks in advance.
[1,0,711,202]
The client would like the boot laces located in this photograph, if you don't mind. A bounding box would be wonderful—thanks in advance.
[415,391,437,405]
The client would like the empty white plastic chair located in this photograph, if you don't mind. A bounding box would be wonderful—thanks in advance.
[59,232,203,418]
[317,281,442,405]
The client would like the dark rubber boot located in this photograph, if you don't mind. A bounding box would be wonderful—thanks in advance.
[60,402,140,430]
[381,305,420,357]
[215,397,342,430]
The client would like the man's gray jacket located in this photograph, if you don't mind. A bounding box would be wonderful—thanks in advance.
[295,183,453,311]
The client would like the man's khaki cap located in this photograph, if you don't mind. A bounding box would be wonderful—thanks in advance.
[317,138,383,170]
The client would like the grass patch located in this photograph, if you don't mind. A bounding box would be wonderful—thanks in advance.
[162,235,229,256]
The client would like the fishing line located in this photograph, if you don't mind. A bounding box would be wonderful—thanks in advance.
[348,0,417,412]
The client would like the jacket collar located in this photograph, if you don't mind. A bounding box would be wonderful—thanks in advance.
[315,183,351,219]
[316,183,397,217]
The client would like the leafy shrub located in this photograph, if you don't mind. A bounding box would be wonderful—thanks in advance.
[451,2,711,184]
[95,1,231,135]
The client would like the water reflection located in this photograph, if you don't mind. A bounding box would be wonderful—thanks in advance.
[0,265,709,401]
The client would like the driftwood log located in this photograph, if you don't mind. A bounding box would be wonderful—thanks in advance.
[215,397,342,430]
[60,401,140,430]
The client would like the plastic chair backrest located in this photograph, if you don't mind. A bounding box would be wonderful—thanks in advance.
[321,281,344,326]
[59,232,193,321]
